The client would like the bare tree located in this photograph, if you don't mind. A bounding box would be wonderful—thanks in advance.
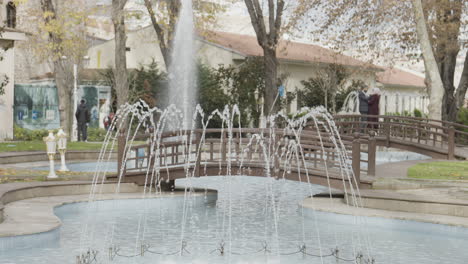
[243,0,284,115]
[112,0,129,109]
[314,64,349,114]
[142,0,222,70]
[310,0,468,121]
[38,0,88,136]
[242,0,314,115]
[412,0,444,120]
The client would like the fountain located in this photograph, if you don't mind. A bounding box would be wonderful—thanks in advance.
[71,1,375,262]
[1,1,468,263]
[339,91,360,114]
[167,0,197,129]
[67,100,375,264]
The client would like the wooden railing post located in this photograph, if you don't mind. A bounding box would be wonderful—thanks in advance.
[352,132,361,187]
[195,132,201,177]
[147,127,154,171]
[274,134,281,178]
[384,117,390,147]
[236,132,240,162]
[367,131,376,176]
[417,121,422,144]
[221,131,227,162]
[117,129,126,178]
[448,126,455,160]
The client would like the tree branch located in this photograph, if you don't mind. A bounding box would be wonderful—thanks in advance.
[244,0,267,47]
[167,0,180,46]
[272,0,284,44]
[268,0,275,44]
[143,0,170,66]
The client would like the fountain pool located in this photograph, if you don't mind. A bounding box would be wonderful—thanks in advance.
[1,177,467,264]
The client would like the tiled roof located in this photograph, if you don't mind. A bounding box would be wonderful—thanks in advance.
[204,31,381,70]
[377,68,426,88]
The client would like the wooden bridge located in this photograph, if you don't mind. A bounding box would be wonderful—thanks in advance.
[107,115,468,190]
[334,114,468,160]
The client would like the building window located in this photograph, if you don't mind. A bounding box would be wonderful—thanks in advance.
[6,2,16,28]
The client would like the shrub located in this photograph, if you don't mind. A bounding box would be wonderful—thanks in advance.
[215,57,265,126]
[87,127,108,142]
[457,107,468,126]
[198,63,229,128]
[413,108,423,118]
[13,125,50,141]
[100,59,166,112]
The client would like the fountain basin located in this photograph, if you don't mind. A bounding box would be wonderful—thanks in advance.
[1,177,468,263]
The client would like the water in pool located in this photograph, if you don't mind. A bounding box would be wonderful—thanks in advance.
[0,176,467,263]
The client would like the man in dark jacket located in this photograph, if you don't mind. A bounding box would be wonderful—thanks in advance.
[358,86,369,131]
[75,99,90,142]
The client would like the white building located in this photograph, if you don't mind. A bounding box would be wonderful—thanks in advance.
[0,1,26,141]
[86,27,429,113]
[376,67,428,114]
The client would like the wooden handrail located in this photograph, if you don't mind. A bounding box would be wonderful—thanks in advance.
[334,114,468,130]
[115,115,467,189]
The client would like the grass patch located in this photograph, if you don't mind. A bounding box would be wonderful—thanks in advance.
[408,161,468,180]
[0,141,113,152]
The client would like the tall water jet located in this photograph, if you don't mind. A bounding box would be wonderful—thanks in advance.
[339,91,360,114]
[168,0,197,129]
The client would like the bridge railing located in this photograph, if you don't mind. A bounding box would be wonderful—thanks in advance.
[334,114,468,159]
[116,127,373,187]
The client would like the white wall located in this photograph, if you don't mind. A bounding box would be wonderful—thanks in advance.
[87,26,166,70]
[88,26,248,72]
[197,40,244,69]
[0,42,15,140]
[380,88,429,115]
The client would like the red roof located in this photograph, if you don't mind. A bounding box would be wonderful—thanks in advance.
[376,68,426,88]
[205,31,380,70]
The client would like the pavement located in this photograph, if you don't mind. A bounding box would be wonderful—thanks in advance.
[0,160,100,181]
[302,197,468,228]
[305,158,468,226]
[0,151,43,157]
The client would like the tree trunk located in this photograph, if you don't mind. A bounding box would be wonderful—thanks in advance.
[324,88,328,110]
[441,54,457,121]
[412,0,444,120]
[53,60,73,136]
[433,1,462,122]
[331,92,336,114]
[450,50,468,120]
[264,47,278,115]
[41,0,75,134]
[112,0,129,109]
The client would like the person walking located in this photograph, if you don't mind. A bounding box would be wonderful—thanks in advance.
[75,99,90,142]
[358,85,369,132]
[368,88,381,129]
[103,112,114,131]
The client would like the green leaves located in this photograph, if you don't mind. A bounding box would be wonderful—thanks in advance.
[215,57,265,126]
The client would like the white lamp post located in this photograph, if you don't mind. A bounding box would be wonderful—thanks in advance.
[61,55,90,142]
[72,63,78,142]
[57,128,69,172]
[43,130,58,179]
